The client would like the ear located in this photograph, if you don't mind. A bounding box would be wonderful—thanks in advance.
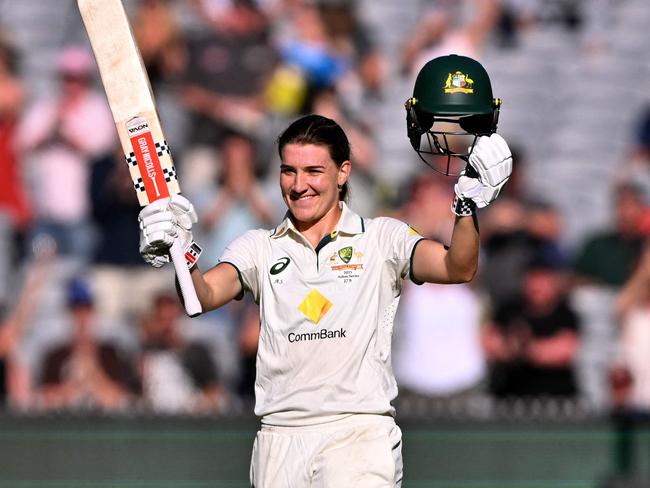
[337,160,351,186]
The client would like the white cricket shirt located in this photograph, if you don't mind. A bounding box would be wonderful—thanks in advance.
[219,202,424,426]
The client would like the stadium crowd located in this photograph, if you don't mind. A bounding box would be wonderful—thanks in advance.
[0,0,648,423]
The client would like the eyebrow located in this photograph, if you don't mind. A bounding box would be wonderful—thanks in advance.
[280,163,326,171]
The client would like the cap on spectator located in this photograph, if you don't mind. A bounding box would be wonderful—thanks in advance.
[526,248,567,273]
[56,45,94,78]
[66,277,94,307]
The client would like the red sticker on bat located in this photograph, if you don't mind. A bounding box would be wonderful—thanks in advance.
[127,116,170,202]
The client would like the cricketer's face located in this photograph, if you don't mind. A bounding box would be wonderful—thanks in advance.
[280,143,349,229]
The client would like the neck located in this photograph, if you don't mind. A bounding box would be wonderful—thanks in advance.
[293,203,342,248]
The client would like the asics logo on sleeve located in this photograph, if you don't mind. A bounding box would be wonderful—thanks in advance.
[270,257,291,275]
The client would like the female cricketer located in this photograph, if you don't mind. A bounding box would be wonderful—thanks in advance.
[138,55,512,488]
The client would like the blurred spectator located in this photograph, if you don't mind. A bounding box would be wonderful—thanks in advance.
[312,1,385,109]
[0,236,55,411]
[17,45,115,262]
[138,292,229,414]
[400,0,501,76]
[272,1,348,112]
[197,131,275,266]
[395,281,485,400]
[133,0,187,88]
[571,182,648,410]
[0,33,31,303]
[267,0,383,117]
[611,244,650,416]
[573,182,648,288]
[182,0,274,141]
[36,277,140,412]
[480,198,568,312]
[179,0,276,205]
[394,174,485,400]
[482,254,581,398]
[89,148,174,322]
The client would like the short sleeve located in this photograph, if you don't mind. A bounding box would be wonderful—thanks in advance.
[374,217,426,284]
[218,229,265,301]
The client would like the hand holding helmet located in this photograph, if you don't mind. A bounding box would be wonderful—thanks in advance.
[405,54,512,215]
[454,133,512,209]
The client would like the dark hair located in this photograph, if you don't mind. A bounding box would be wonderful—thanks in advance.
[277,114,351,202]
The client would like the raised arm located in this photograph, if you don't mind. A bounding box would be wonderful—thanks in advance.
[139,194,243,314]
[412,214,479,284]
[412,134,512,284]
[187,262,243,311]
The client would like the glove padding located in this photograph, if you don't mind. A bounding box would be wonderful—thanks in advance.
[454,134,512,208]
[139,194,198,268]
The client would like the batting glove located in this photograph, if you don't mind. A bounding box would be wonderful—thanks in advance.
[453,134,512,212]
[139,194,200,268]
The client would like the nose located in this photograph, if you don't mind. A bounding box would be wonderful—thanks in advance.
[292,171,307,194]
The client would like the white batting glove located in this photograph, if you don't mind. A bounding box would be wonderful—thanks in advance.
[454,134,512,210]
[138,194,198,268]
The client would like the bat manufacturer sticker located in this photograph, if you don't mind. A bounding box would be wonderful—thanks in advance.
[126,116,170,202]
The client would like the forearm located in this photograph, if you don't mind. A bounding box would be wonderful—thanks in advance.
[177,263,242,312]
[527,332,578,367]
[444,214,480,283]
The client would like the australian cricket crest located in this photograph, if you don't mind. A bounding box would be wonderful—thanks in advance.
[330,246,364,284]
[444,71,474,94]
[338,246,353,263]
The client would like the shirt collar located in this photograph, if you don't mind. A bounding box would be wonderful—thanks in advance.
[270,201,365,239]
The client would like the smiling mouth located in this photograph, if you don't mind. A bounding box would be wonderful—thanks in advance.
[291,194,316,202]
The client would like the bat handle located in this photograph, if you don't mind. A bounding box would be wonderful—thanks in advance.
[170,239,202,317]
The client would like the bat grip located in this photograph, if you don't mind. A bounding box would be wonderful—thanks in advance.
[170,239,202,317]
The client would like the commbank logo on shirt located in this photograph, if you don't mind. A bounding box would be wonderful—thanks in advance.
[298,289,332,324]
[270,257,290,275]
[288,328,347,343]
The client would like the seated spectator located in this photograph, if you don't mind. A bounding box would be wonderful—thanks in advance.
[138,292,228,414]
[36,277,140,412]
[482,254,581,398]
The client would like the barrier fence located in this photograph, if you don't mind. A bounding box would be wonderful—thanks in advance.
[0,413,647,488]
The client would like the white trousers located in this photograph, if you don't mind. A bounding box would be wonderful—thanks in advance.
[250,414,403,488]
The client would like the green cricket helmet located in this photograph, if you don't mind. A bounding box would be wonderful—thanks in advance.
[405,54,501,176]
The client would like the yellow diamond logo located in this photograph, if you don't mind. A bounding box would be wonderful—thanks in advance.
[298,289,333,324]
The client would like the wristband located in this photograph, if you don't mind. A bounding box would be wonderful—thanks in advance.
[451,195,476,217]
[184,240,203,269]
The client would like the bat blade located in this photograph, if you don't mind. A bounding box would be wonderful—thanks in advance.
[78,0,201,316]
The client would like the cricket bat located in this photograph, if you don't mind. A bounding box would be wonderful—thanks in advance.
[78,0,202,316]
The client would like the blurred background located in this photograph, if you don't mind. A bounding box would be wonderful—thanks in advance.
[0,0,649,486]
